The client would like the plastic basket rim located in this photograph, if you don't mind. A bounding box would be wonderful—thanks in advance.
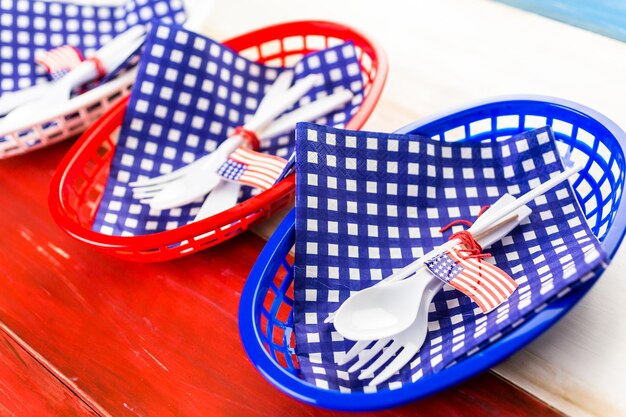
[47,19,388,257]
[238,94,626,411]
[0,68,138,137]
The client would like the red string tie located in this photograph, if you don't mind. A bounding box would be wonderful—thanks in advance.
[85,56,107,80]
[233,126,260,151]
[438,205,492,260]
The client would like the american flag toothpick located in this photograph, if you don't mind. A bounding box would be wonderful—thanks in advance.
[425,243,518,313]
[35,45,84,81]
[217,146,288,191]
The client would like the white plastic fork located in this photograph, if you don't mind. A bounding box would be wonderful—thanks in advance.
[131,77,354,212]
[0,82,51,116]
[129,71,320,209]
[191,89,354,221]
[0,26,147,131]
[337,194,532,386]
[0,7,212,120]
[128,70,298,191]
[185,69,297,221]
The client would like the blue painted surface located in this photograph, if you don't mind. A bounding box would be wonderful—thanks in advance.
[498,0,626,43]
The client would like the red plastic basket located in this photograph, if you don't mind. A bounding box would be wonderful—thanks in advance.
[48,21,388,262]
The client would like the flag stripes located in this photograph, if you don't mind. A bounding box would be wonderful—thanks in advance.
[218,146,288,190]
[426,245,518,313]
[35,45,84,80]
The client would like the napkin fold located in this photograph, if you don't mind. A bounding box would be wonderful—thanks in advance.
[293,123,607,392]
[0,0,186,94]
[93,22,365,236]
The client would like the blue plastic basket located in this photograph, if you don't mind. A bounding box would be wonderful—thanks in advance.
[238,95,626,411]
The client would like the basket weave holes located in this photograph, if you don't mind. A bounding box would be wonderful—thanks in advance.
[276,302,292,325]
[282,36,305,53]
[305,35,327,52]
[260,39,282,60]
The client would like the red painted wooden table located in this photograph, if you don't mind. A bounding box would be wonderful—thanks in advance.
[0,140,563,416]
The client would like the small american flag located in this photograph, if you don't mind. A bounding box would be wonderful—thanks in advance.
[217,146,288,190]
[425,245,518,313]
[35,45,84,80]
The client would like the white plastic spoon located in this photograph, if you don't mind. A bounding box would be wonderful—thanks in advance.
[333,165,582,341]
[336,192,532,387]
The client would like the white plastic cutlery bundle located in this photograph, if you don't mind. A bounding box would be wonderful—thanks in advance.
[0,26,147,133]
[328,165,582,386]
[129,69,354,219]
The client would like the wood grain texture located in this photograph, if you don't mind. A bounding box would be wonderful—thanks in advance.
[0,139,563,416]
[0,330,97,417]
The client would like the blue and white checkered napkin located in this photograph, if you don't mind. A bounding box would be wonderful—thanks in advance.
[92,22,365,236]
[0,0,186,94]
[293,123,607,392]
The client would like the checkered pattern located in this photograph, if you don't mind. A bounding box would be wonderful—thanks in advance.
[0,0,186,94]
[293,123,607,392]
[93,22,364,236]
